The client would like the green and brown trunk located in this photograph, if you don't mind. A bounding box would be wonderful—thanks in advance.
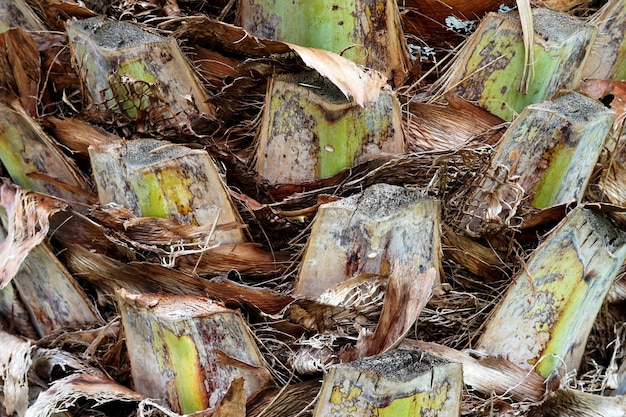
[462,91,614,236]
[0,101,91,206]
[236,0,411,86]
[67,17,214,129]
[89,138,245,244]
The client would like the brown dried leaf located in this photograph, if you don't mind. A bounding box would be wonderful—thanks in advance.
[44,116,121,157]
[176,243,290,276]
[0,331,32,417]
[0,183,67,289]
[213,377,245,417]
[26,373,144,417]
[63,244,294,315]
[286,43,386,106]
[344,266,435,361]
[177,17,386,106]
[4,28,40,116]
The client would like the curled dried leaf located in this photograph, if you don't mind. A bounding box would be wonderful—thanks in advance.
[0,183,67,289]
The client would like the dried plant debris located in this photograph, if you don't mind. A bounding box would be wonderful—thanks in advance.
[1,0,625,416]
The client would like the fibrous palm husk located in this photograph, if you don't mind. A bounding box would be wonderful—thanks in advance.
[0,183,67,289]
[2,1,625,416]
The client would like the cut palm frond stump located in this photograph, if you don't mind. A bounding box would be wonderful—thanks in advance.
[66,17,214,129]
[583,0,626,80]
[294,183,441,298]
[236,0,411,86]
[0,100,91,206]
[478,206,626,378]
[116,289,273,414]
[89,138,245,244]
[462,91,614,235]
[0,184,99,338]
[0,209,101,337]
[255,71,404,184]
[312,349,462,417]
[447,8,596,121]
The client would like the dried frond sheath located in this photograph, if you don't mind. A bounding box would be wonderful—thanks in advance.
[535,388,626,417]
[63,245,294,315]
[237,0,411,86]
[404,339,546,403]
[0,0,44,32]
[0,184,68,289]
[44,116,121,157]
[0,101,91,204]
[116,289,273,414]
[0,281,37,338]
[0,28,40,116]
[247,380,321,417]
[294,183,441,298]
[478,206,626,378]
[600,127,626,219]
[583,0,626,80]
[255,72,404,184]
[348,267,436,360]
[312,349,462,417]
[405,96,504,153]
[66,17,214,128]
[462,91,614,235]
[447,8,596,121]
[0,330,32,417]
[89,139,245,244]
[0,210,102,337]
[442,224,506,280]
[610,276,626,303]
[25,373,144,417]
